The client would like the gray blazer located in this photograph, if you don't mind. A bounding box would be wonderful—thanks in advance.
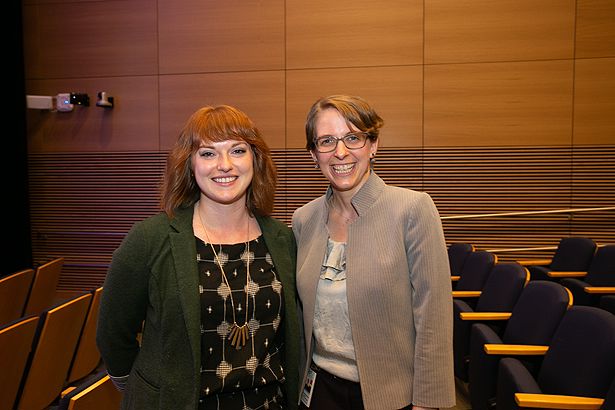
[292,172,455,410]
[96,206,300,410]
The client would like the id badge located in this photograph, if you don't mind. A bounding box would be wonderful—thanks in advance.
[300,367,317,407]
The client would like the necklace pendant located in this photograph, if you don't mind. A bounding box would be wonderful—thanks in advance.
[228,323,248,349]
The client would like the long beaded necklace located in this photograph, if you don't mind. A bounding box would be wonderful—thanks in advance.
[197,207,251,349]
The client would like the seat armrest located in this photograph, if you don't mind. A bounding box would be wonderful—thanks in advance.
[484,344,548,355]
[584,286,615,294]
[451,275,460,282]
[61,386,77,398]
[452,290,482,298]
[516,259,552,266]
[547,271,588,278]
[460,312,512,321]
[515,393,604,409]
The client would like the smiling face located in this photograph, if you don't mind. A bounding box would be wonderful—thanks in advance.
[191,139,254,208]
[311,108,378,196]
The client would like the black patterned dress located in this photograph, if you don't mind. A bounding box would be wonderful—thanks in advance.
[196,235,286,410]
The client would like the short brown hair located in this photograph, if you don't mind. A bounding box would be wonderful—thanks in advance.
[161,105,277,217]
[305,94,384,151]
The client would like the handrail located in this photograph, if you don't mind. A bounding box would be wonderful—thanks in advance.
[441,206,614,253]
[484,244,609,253]
[484,246,559,253]
[441,206,615,220]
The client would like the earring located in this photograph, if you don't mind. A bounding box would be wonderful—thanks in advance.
[314,162,320,169]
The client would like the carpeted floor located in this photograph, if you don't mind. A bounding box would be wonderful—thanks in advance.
[450,379,472,410]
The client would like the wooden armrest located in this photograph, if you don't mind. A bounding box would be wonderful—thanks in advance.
[584,286,615,294]
[460,312,512,321]
[452,290,482,298]
[547,271,588,278]
[515,393,604,410]
[61,386,77,398]
[451,275,460,282]
[516,259,552,266]
[484,344,548,355]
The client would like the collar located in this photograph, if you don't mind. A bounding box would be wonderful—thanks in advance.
[325,171,386,217]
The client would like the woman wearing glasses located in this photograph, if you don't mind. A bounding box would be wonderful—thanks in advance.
[292,95,455,410]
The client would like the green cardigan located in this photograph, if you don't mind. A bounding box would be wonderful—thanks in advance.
[96,206,300,410]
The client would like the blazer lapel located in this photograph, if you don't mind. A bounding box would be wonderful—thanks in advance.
[259,218,293,288]
[169,208,201,365]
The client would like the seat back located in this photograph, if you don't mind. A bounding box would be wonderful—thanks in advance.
[538,305,615,398]
[0,316,39,410]
[67,287,103,384]
[453,261,528,382]
[585,244,615,287]
[58,372,122,410]
[467,280,572,410]
[602,377,615,410]
[600,295,615,315]
[456,250,497,291]
[475,262,528,312]
[0,268,35,325]
[503,280,571,345]
[15,292,92,410]
[23,257,65,316]
[448,243,475,276]
[549,237,596,271]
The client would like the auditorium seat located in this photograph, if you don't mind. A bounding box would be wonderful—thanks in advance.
[453,262,528,382]
[518,237,596,282]
[453,250,497,300]
[58,371,122,410]
[14,292,92,410]
[67,287,104,384]
[0,268,34,325]
[23,257,65,316]
[448,242,475,280]
[600,295,615,315]
[559,244,615,307]
[468,281,572,410]
[0,316,39,410]
[495,306,615,410]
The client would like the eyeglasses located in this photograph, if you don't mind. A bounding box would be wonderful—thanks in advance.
[313,132,369,153]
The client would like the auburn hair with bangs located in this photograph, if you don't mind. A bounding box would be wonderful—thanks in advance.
[160,105,277,217]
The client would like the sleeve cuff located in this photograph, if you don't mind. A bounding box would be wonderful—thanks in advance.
[108,373,130,391]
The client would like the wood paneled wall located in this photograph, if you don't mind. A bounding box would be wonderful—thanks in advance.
[21,0,615,290]
[28,146,615,291]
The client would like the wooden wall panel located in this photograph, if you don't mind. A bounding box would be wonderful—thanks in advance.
[28,147,614,290]
[572,146,615,208]
[286,66,423,148]
[571,147,615,241]
[28,152,166,291]
[159,72,286,149]
[573,58,615,144]
[425,0,575,64]
[424,60,574,146]
[286,0,423,69]
[576,0,615,58]
[22,0,157,79]
[23,0,101,4]
[26,76,159,152]
[158,0,284,74]
[19,1,615,293]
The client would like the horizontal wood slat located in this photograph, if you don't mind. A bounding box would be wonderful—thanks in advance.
[28,152,166,290]
[28,146,615,291]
